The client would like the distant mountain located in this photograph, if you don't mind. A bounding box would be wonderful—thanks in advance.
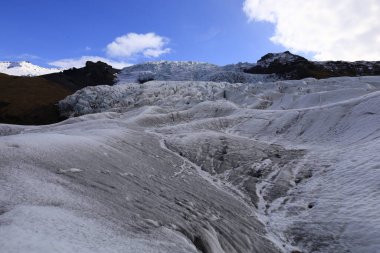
[118,52,380,84]
[0,61,61,76]
[244,51,380,79]
[0,61,119,125]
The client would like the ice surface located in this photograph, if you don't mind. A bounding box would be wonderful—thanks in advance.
[116,61,275,84]
[0,121,279,252]
[2,75,380,252]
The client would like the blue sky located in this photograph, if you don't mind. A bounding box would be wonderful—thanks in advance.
[1,0,379,68]
[0,0,285,67]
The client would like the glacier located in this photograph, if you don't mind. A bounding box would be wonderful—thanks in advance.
[116,61,276,84]
[1,73,380,252]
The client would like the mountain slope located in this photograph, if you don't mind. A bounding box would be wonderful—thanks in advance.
[0,61,119,125]
[0,73,71,125]
[245,51,380,79]
[0,61,61,76]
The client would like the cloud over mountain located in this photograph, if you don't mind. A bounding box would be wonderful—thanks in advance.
[49,56,130,69]
[50,33,171,69]
[243,0,380,61]
[106,33,171,58]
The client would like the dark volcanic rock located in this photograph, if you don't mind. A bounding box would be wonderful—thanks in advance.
[320,60,380,76]
[42,61,120,91]
[245,51,380,79]
[247,51,314,79]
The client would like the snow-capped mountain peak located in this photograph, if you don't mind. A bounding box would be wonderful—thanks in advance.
[0,61,62,76]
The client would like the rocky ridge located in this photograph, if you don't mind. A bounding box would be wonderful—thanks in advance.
[245,51,380,79]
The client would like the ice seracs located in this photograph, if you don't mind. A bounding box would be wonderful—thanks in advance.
[59,76,379,117]
[0,61,61,76]
[117,60,275,84]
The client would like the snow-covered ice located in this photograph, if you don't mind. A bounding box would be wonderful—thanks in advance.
[2,75,380,252]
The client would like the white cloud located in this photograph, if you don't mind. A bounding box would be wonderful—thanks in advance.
[243,0,380,61]
[48,33,171,69]
[49,56,131,69]
[106,33,171,58]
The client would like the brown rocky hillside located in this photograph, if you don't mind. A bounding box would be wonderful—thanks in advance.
[0,61,119,125]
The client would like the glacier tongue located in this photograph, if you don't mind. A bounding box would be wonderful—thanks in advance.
[2,75,380,252]
[116,61,275,84]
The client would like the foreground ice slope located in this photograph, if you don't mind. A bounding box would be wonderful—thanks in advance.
[0,120,280,251]
[2,76,380,252]
[57,76,380,253]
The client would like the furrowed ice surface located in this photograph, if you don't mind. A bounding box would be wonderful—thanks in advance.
[2,76,380,252]
[0,119,279,252]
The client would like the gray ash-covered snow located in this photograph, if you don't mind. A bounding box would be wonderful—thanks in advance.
[2,74,380,252]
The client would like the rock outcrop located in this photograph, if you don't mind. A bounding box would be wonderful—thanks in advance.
[42,61,120,91]
[245,51,380,79]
